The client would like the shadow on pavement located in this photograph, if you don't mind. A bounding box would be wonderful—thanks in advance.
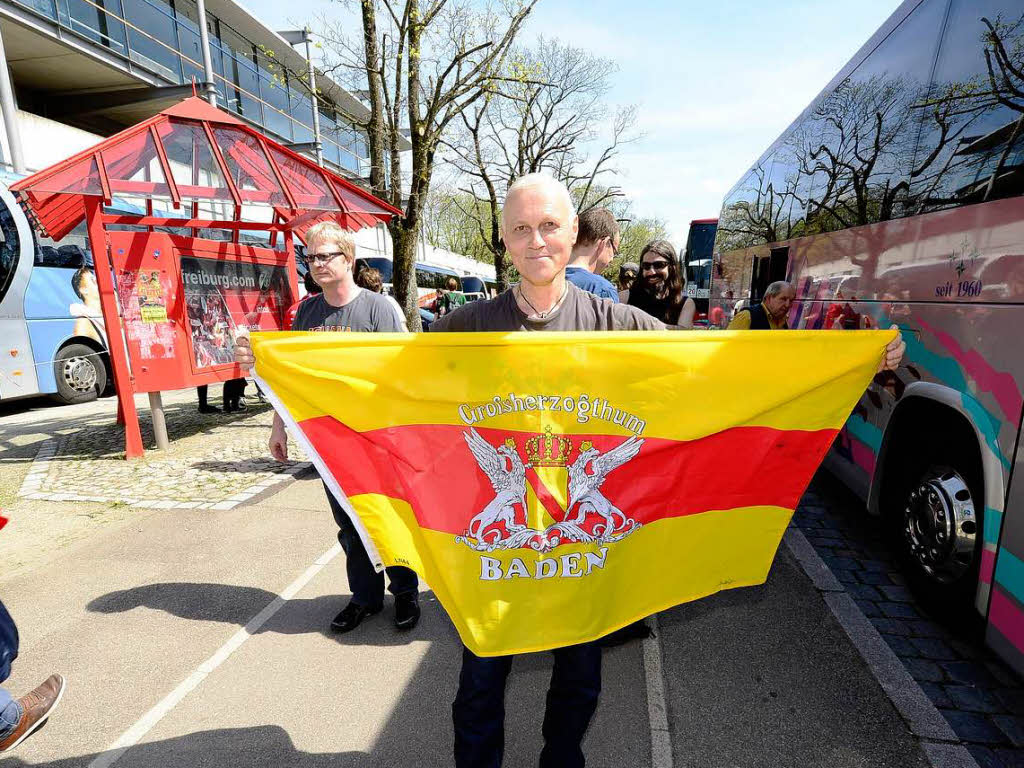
[0,725,374,767]
[86,582,458,647]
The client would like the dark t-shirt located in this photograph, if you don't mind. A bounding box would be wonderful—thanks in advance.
[291,289,403,332]
[565,266,619,302]
[430,282,665,333]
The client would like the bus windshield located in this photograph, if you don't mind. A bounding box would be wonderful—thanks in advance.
[461,276,485,294]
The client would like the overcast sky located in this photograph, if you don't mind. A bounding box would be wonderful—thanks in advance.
[240,0,900,245]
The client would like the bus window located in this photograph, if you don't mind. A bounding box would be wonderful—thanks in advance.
[0,196,20,306]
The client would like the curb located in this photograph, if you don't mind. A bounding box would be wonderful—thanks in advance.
[783,527,978,768]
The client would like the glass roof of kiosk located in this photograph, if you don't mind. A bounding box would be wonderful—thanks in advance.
[10,97,400,242]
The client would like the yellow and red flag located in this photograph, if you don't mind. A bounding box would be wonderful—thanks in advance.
[252,329,894,656]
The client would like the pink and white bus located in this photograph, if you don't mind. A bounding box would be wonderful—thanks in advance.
[709,0,1024,675]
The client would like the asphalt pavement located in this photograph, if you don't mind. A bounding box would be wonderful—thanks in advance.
[0,460,942,768]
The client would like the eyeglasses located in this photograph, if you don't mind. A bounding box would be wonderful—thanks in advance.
[641,260,670,272]
[607,237,620,257]
[302,251,346,267]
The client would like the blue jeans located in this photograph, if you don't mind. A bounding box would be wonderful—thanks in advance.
[324,484,418,608]
[0,599,20,738]
[452,642,602,768]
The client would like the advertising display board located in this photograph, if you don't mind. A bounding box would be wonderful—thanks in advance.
[180,255,292,370]
[108,231,296,394]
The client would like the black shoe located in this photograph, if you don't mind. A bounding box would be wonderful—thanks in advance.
[198,404,219,414]
[330,602,382,633]
[394,594,421,631]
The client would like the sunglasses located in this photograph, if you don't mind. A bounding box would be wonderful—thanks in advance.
[641,260,670,272]
[302,251,346,267]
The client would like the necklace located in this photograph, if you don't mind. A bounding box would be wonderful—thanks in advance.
[517,283,568,319]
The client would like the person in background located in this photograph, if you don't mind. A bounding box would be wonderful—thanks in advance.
[727,281,795,330]
[0,595,65,754]
[565,207,620,301]
[617,262,638,303]
[438,277,467,316]
[356,266,408,331]
[627,240,696,328]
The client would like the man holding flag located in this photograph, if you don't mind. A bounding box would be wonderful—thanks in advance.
[236,173,906,768]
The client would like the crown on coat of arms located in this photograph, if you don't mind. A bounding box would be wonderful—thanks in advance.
[525,426,573,467]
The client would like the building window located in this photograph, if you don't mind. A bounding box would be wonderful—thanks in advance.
[123,0,182,82]
[62,0,128,55]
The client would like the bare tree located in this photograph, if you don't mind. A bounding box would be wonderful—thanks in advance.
[305,0,538,328]
[442,37,637,289]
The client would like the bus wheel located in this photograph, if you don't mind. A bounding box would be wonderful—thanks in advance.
[898,465,981,610]
[52,343,106,404]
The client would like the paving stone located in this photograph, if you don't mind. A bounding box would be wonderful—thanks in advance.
[822,555,859,571]
[993,748,1024,768]
[994,715,1024,748]
[911,637,958,660]
[941,710,1008,744]
[967,746,1004,768]
[842,581,881,600]
[871,617,913,637]
[949,638,986,661]
[879,585,914,602]
[879,601,919,619]
[905,658,945,683]
[994,689,1024,716]
[988,663,1024,688]
[881,634,919,658]
[947,685,1004,713]
[920,682,953,708]
[834,570,859,585]
[906,619,949,639]
[942,661,1000,687]
[888,571,907,585]
[854,598,881,618]
[859,571,894,585]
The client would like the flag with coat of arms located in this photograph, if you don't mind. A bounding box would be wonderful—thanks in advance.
[252,328,895,656]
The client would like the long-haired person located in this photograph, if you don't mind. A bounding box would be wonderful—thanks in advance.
[627,240,696,328]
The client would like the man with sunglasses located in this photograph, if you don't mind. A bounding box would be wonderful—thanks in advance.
[564,207,621,301]
[254,220,421,635]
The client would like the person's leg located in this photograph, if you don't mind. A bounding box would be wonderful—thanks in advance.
[324,483,384,609]
[0,690,19,740]
[452,646,514,768]
[197,385,217,413]
[386,566,419,597]
[538,642,603,768]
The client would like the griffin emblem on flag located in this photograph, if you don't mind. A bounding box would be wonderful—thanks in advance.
[458,426,642,553]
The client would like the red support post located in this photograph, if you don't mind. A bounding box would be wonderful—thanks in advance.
[84,197,145,459]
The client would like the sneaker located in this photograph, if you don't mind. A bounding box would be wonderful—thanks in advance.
[330,602,382,633]
[394,594,421,631]
[0,674,65,753]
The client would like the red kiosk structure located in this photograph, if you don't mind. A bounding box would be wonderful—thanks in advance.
[11,97,400,458]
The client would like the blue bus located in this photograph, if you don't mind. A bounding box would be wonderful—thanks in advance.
[0,176,110,405]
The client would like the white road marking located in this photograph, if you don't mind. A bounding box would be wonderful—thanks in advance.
[87,544,341,768]
[643,615,674,768]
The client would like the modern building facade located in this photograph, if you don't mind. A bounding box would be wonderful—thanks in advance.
[0,0,373,177]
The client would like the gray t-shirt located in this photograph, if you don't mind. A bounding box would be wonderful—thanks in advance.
[291,289,402,332]
[430,282,665,333]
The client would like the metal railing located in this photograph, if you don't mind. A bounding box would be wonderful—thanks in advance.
[8,0,369,176]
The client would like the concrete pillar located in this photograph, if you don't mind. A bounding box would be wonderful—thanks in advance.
[0,26,26,174]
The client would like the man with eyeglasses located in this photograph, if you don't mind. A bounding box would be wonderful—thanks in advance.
[238,220,421,635]
[563,207,621,301]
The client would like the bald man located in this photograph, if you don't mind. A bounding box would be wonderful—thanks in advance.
[433,174,663,768]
